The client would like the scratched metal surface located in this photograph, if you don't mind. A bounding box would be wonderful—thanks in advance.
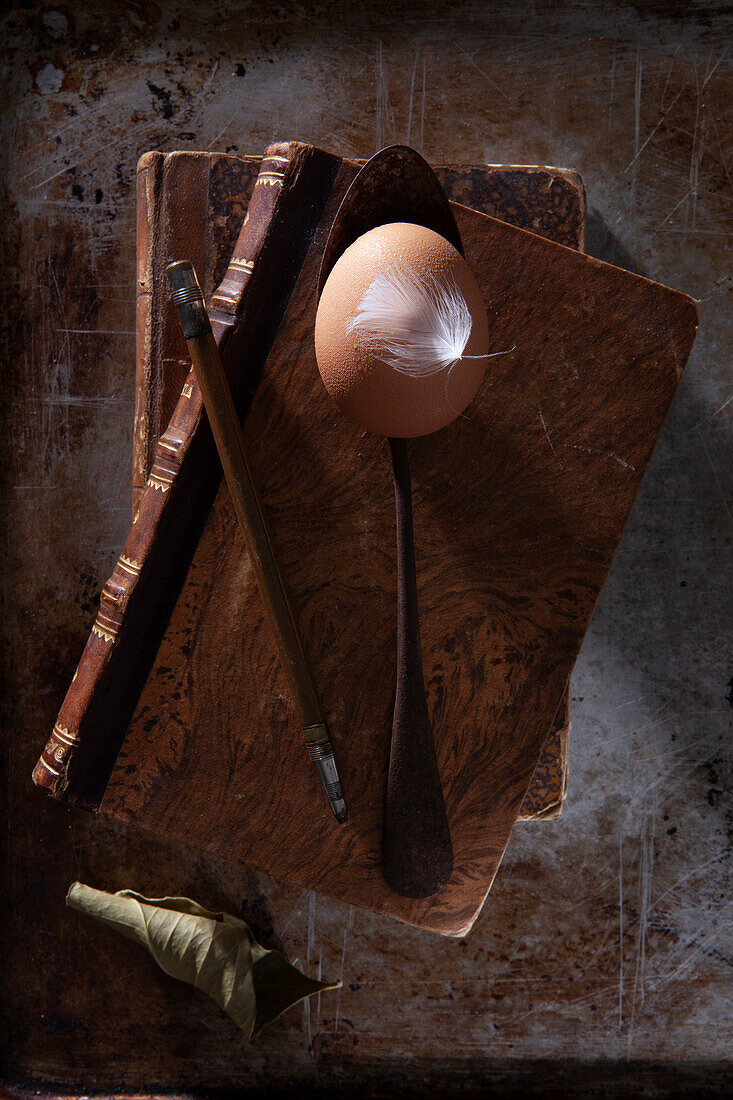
[1,2,731,1096]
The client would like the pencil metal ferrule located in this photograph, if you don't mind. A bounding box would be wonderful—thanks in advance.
[303,723,348,824]
[166,260,211,340]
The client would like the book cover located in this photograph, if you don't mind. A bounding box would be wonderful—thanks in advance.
[132,151,585,820]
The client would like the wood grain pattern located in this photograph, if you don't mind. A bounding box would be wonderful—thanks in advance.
[102,200,698,936]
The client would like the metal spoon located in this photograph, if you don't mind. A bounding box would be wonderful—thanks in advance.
[317,146,457,898]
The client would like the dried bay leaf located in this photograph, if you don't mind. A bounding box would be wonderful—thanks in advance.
[66,882,340,1039]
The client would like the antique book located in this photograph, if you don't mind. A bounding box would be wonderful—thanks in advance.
[33,141,698,936]
[32,141,337,806]
[132,150,586,820]
[35,146,578,819]
[35,145,580,818]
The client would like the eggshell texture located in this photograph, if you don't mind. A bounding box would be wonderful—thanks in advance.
[314,222,490,438]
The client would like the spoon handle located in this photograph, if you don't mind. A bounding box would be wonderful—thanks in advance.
[383,437,454,898]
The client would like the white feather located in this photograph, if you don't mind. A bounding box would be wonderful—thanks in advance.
[346,264,474,378]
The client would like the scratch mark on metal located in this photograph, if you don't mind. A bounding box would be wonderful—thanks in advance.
[630,43,643,221]
[306,890,317,966]
[652,184,698,235]
[649,853,729,918]
[624,90,683,174]
[207,109,239,150]
[702,48,729,89]
[609,451,635,471]
[608,40,617,135]
[626,811,656,1056]
[316,947,323,1018]
[304,890,317,1048]
[613,694,649,711]
[698,428,733,528]
[661,44,681,112]
[384,967,405,1014]
[406,50,419,147]
[376,40,384,151]
[420,56,426,151]
[457,46,510,101]
[649,924,733,992]
[627,45,726,182]
[276,889,306,938]
[618,831,624,1031]
[27,132,130,192]
[333,907,353,1033]
[690,60,703,230]
[709,108,733,194]
[538,407,555,453]
[38,394,125,408]
[570,443,636,470]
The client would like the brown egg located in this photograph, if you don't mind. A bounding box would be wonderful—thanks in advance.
[315,222,490,438]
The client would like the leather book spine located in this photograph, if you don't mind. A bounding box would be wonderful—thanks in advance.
[208,147,293,344]
[132,151,164,518]
[32,141,336,805]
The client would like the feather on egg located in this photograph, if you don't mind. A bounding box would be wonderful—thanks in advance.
[315,222,491,438]
[346,265,474,378]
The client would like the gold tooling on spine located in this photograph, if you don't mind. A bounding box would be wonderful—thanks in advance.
[148,474,173,492]
[54,723,80,745]
[92,619,118,643]
[158,438,182,454]
[117,555,141,577]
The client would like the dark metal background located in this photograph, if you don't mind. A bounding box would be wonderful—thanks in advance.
[1,2,730,1095]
